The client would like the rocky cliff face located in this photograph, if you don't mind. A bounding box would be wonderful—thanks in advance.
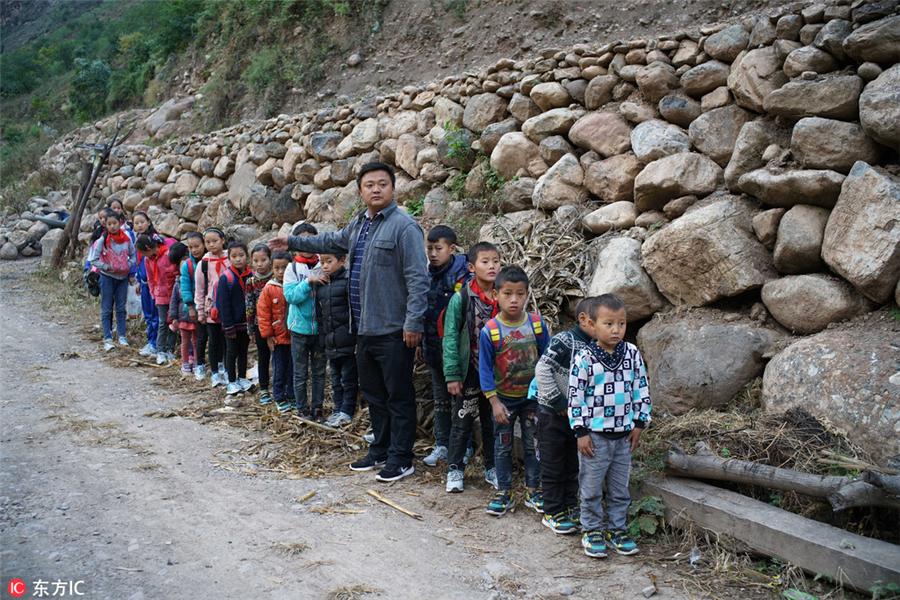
[7,0,900,465]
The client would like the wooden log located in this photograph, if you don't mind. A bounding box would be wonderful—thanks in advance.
[665,446,900,511]
[643,478,900,594]
[51,162,93,269]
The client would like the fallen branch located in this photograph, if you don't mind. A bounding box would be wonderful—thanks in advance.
[293,415,366,443]
[366,489,423,520]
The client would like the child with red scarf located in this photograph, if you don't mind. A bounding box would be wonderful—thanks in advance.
[87,211,137,351]
[195,228,230,387]
[136,234,178,365]
[216,242,255,396]
[441,242,502,494]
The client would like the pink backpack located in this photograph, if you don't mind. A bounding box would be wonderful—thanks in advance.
[100,235,131,276]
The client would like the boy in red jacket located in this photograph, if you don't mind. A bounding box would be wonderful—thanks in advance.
[258,251,295,412]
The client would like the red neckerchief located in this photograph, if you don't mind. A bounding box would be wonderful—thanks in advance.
[204,253,229,280]
[294,254,319,265]
[229,265,252,293]
[470,278,498,317]
[105,229,129,246]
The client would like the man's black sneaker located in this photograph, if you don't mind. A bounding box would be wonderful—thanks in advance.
[375,464,415,482]
[349,456,387,471]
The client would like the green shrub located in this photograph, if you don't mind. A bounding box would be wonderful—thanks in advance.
[69,58,110,121]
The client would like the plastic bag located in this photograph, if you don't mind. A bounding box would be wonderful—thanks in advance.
[126,283,142,320]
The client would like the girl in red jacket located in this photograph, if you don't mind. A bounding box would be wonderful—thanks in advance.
[136,234,178,365]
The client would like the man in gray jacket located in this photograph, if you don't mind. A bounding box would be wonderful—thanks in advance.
[269,162,429,482]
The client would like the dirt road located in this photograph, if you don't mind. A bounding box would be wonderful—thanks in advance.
[0,261,695,600]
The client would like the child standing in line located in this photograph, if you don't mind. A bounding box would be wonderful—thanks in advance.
[132,211,160,357]
[87,211,137,351]
[135,234,178,364]
[258,252,294,412]
[245,245,274,403]
[217,242,254,396]
[195,228,230,387]
[180,232,208,380]
[479,265,550,517]
[314,252,359,428]
[534,296,598,535]
[422,225,470,468]
[442,242,501,493]
[167,242,198,376]
[569,294,651,559]
[283,223,326,422]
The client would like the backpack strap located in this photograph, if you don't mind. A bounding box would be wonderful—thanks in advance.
[529,313,543,337]
[187,256,195,281]
[485,319,501,350]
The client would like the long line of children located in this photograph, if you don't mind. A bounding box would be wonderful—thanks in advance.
[90,209,653,560]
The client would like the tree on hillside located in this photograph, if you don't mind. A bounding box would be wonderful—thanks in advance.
[69,58,110,121]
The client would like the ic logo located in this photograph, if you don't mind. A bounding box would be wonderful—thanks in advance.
[8,579,26,597]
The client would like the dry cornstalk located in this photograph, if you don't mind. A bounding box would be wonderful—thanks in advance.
[365,489,423,520]
[294,415,367,443]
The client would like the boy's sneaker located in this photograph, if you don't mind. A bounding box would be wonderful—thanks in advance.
[335,412,353,424]
[276,401,293,414]
[487,490,514,516]
[117,336,129,347]
[298,408,312,421]
[260,390,272,405]
[312,408,325,424]
[375,464,414,482]
[423,445,448,467]
[194,364,207,381]
[139,343,155,356]
[156,352,168,365]
[181,362,192,375]
[363,432,375,444]
[568,505,581,527]
[210,372,225,388]
[606,529,640,555]
[104,339,116,352]
[582,531,608,558]
[446,466,464,493]
[542,511,577,535]
[166,351,178,363]
[484,467,498,489]
[238,378,254,392]
[349,455,387,472]
[226,382,241,395]
[524,489,544,514]
[324,412,341,427]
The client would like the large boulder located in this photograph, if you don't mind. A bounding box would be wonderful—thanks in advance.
[761,274,873,334]
[587,236,666,321]
[531,154,588,210]
[642,196,777,306]
[630,120,691,163]
[381,111,419,139]
[704,24,750,62]
[724,121,784,192]
[773,204,830,274]
[529,82,572,112]
[842,15,900,64]
[462,93,509,131]
[727,47,789,113]
[763,75,863,120]
[40,228,64,265]
[568,112,632,157]
[790,117,881,174]
[395,134,429,178]
[762,316,900,465]
[309,132,343,162]
[635,62,680,103]
[813,19,854,61]
[582,201,639,234]
[821,162,900,303]
[490,132,540,180]
[350,118,380,153]
[637,310,784,414]
[738,169,845,208]
[783,46,839,78]
[252,183,304,228]
[142,96,195,136]
[497,177,536,213]
[521,108,582,143]
[680,61,731,97]
[507,93,542,122]
[859,65,900,152]
[688,104,753,167]
[0,241,19,260]
[228,163,267,211]
[584,75,619,110]
[658,95,702,128]
[584,154,643,203]
[480,119,520,155]
[434,97,464,128]
[633,153,723,211]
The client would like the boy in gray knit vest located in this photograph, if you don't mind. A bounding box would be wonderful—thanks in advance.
[534,296,597,535]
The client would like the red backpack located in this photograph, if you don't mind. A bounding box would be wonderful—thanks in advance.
[210,269,242,323]
[435,275,471,338]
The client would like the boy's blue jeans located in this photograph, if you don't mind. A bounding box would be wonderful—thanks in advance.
[291,332,326,412]
[140,282,157,348]
[99,274,128,341]
[330,355,359,416]
[578,433,633,533]
[493,397,540,491]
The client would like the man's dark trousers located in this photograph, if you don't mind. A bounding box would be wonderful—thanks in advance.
[357,330,417,469]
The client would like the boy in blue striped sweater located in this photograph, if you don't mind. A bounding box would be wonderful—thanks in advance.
[568,294,651,559]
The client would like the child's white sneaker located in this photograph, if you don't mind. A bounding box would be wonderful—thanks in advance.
[156,352,168,365]
[226,382,241,395]
[139,343,155,356]
[210,372,224,387]
[446,466,464,493]
[424,445,448,467]
[194,364,207,381]
[238,378,254,392]
[103,339,116,352]
[117,336,129,347]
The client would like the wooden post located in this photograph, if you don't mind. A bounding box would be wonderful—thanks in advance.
[51,162,93,269]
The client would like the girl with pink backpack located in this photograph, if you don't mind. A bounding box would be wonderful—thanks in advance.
[87,212,137,352]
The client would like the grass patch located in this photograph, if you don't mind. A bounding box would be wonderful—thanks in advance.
[271,541,309,556]
[325,585,380,600]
